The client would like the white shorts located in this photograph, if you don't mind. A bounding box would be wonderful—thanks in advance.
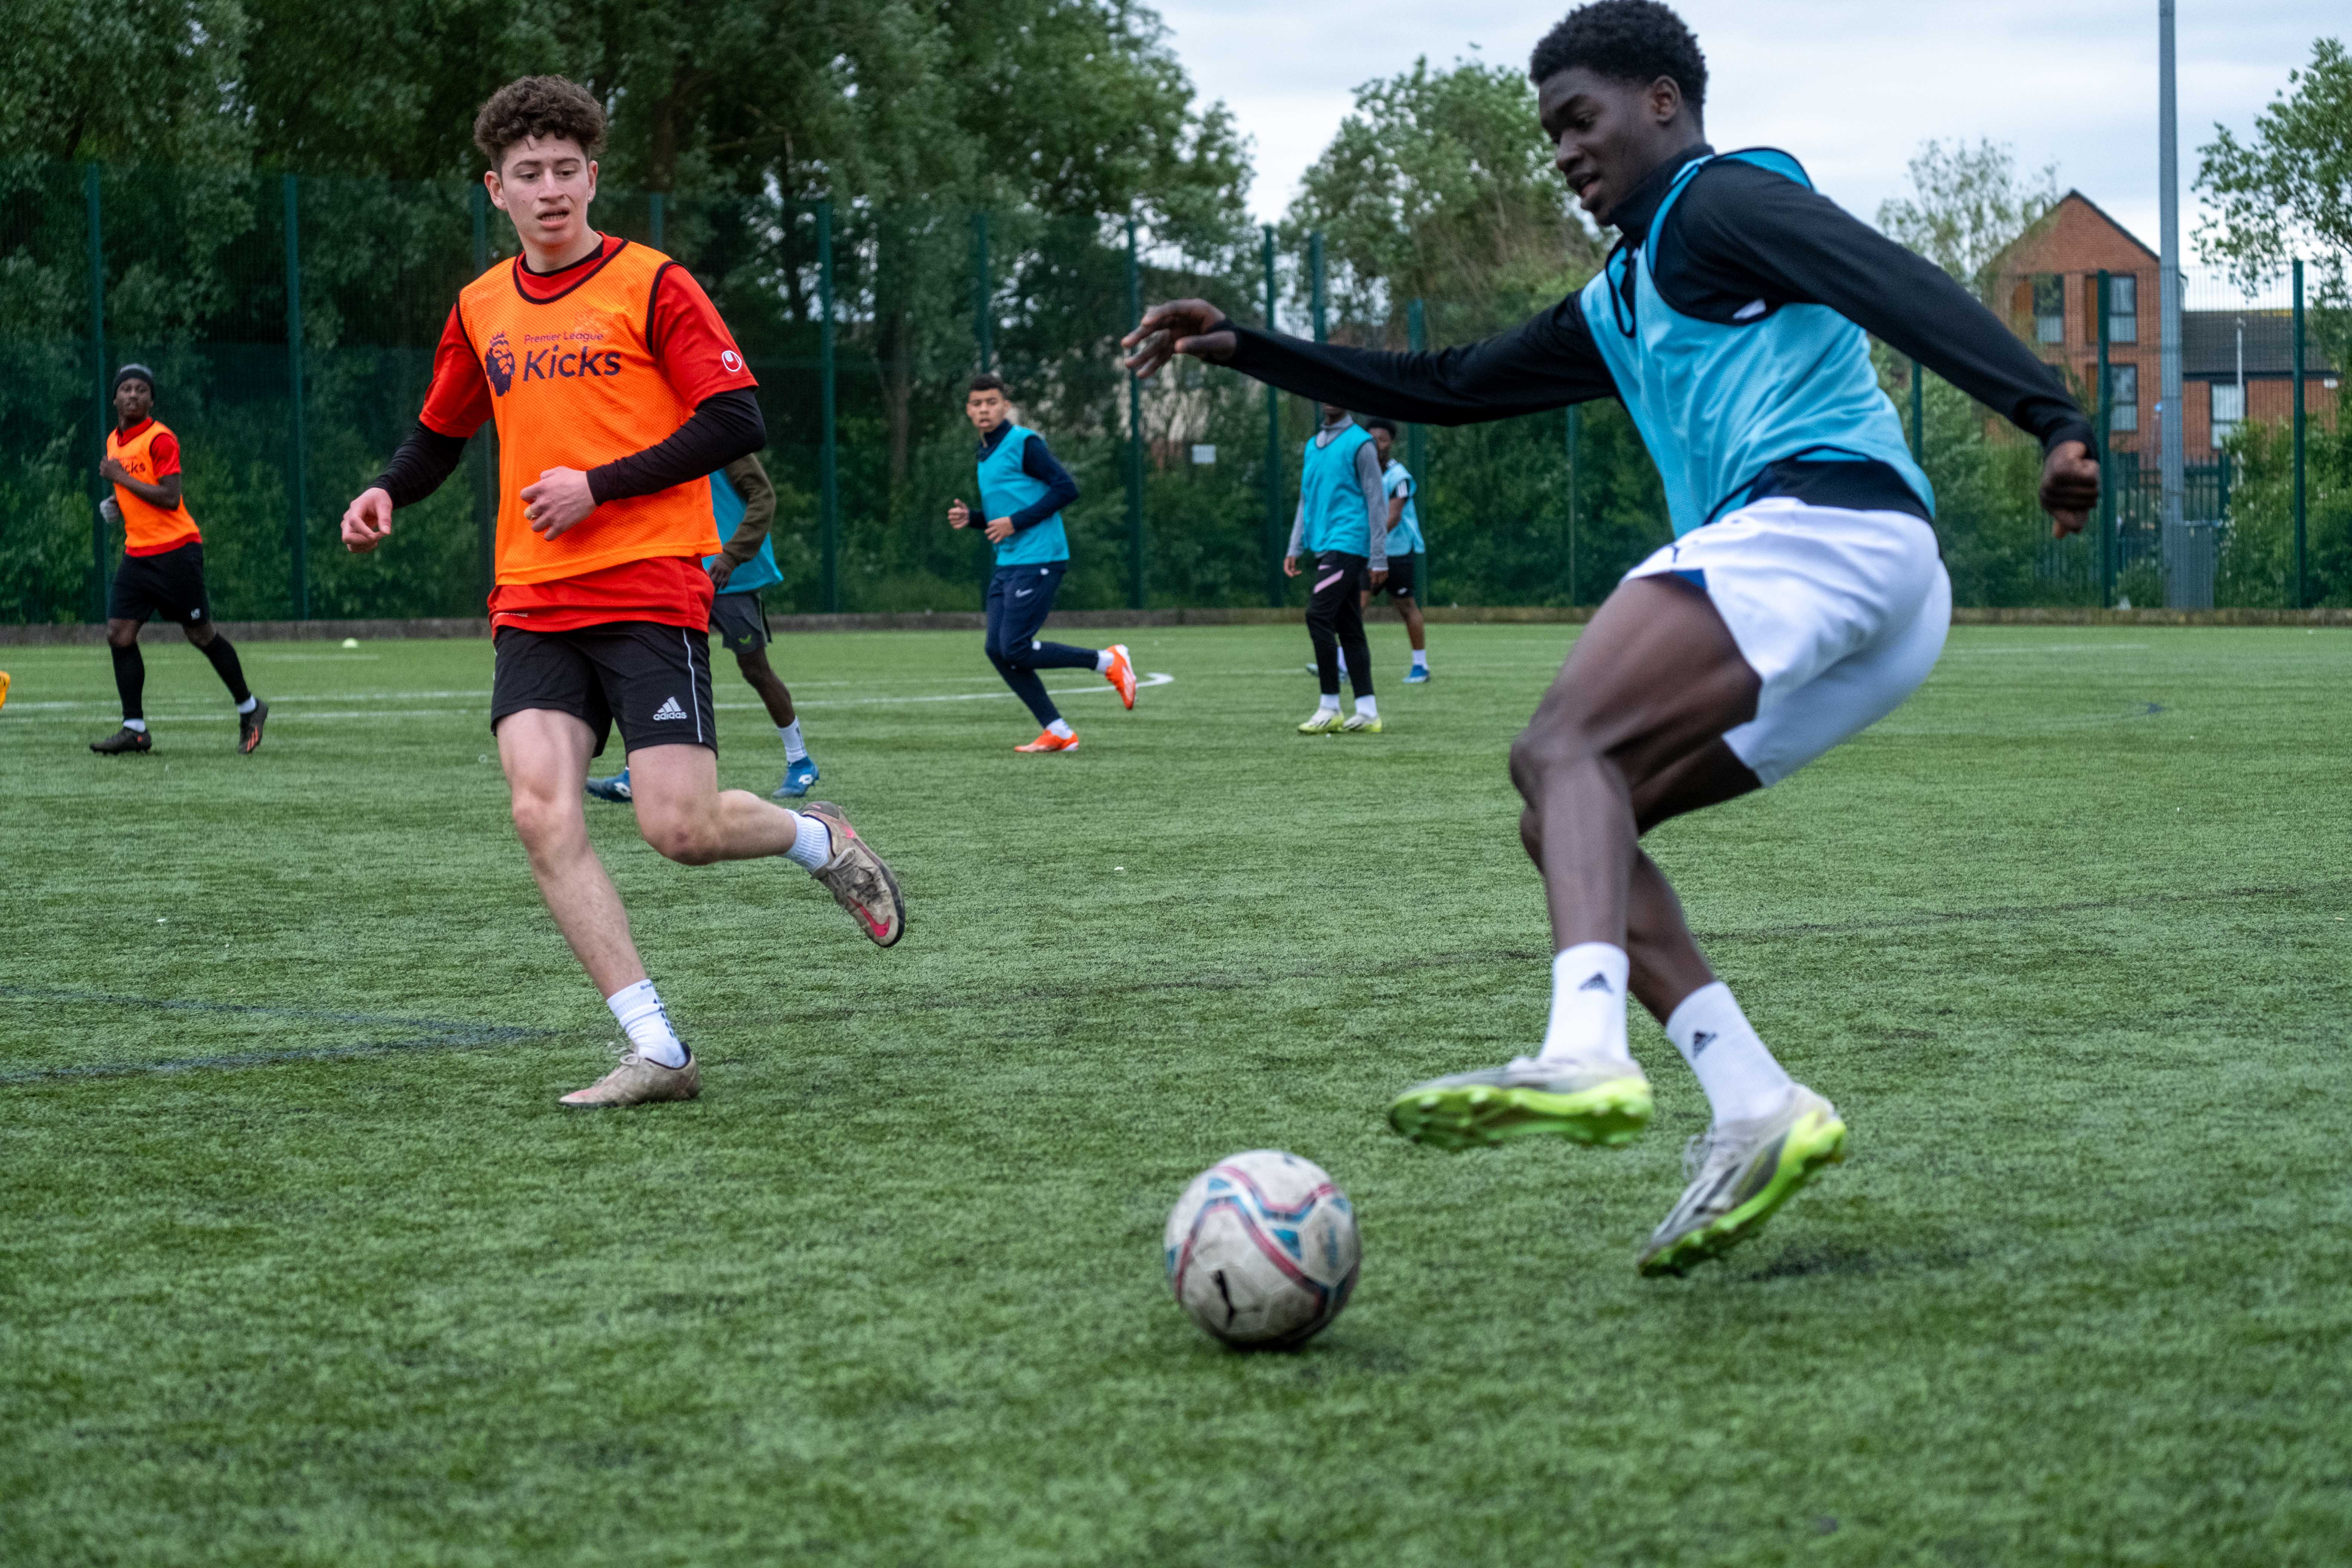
[1623,497,1951,786]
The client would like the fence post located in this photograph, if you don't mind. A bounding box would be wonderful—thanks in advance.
[2292,258,2307,609]
[283,175,309,619]
[1407,297,1430,603]
[472,182,495,601]
[649,191,664,250]
[1261,225,1283,608]
[2097,270,2115,608]
[1124,216,1145,609]
[1908,358,1923,462]
[970,211,992,371]
[1565,406,1581,607]
[818,199,841,614]
[1309,231,1326,344]
[85,164,109,622]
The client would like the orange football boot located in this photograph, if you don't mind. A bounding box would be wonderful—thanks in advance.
[1102,643,1138,709]
[1015,729,1080,753]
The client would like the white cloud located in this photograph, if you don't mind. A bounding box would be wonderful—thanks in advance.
[1159,0,2336,267]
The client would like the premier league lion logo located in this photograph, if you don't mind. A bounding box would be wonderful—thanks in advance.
[485,332,515,395]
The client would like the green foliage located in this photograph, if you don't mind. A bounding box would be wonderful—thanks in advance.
[1285,57,1601,334]
[2197,36,2352,364]
[2220,413,2352,607]
[1876,138,2060,289]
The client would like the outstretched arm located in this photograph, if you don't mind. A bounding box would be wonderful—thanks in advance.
[1124,298,1617,426]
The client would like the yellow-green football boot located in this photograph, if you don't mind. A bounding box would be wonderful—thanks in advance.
[1297,708,1345,734]
[1388,1055,1652,1152]
[1637,1086,1847,1276]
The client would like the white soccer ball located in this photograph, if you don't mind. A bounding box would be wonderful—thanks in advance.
[1164,1150,1360,1349]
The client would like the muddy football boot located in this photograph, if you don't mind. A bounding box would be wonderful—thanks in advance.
[798,800,906,947]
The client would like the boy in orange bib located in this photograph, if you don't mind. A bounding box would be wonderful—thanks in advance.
[339,77,905,1108]
[89,364,268,755]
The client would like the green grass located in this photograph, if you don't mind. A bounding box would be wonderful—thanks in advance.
[3,622,2350,1565]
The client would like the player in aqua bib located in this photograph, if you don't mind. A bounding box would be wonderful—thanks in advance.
[1286,403,1389,733]
[946,373,1138,752]
[587,453,820,802]
[1127,0,2098,1274]
[1361,418,1430,683]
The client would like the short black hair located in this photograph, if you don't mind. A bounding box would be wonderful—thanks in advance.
[1528,0,1708,116]
[969,373,1008,395]
[1362,417,1399,437]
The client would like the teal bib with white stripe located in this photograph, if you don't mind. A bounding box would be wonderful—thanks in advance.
[1300,424,1376,555]
[1382,459,1423,555]
[1580,149,1932,537]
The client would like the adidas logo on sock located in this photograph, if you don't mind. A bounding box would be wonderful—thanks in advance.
[1689,1030,1716,1057]
[652,696,688,722]
[1578,972,1613,993]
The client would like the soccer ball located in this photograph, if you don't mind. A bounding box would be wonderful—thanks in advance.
[1164,1150,1360,1349]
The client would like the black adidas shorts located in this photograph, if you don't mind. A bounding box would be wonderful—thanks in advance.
[708,590,768,655]
[109,540,213,626]
[1370,553,1416,600]
[491,620,718,758]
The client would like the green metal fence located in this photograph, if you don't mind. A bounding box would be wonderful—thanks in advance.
[0,159,2336,624]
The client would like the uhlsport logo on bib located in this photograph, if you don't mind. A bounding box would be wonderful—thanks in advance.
[484,332,516,395]
[652,696,689,722]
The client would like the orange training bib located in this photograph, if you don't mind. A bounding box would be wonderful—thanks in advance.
[108,420,200,555]
[456,241,720,585]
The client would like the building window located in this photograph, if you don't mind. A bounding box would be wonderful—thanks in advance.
[2033,274,2064,343]
[2211,382,2244,449]
[2107,274,2138,344]
[2110,364,2138,431]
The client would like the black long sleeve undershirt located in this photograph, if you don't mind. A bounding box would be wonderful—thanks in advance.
[1216,152,2092,460]
[371,387,768,509]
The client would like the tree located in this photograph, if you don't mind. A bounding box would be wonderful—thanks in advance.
[1876,138,2058,288]
[2196,35,2352,364]
[1284,56,1600,337]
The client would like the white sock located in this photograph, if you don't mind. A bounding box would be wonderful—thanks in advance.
[1537,942,1633,1066]
[1047,718,1075,739]
[1095,649,1112,673]
[122,718,147,733]
[1355,695,1378,718]
[235,695,259,714]
[605,978,688,1069]
[778,720,807,763]
[1666,982,1795,1126]
[1315,694,1340,715]
[784,812,832,870]
[1412,649,1428,669]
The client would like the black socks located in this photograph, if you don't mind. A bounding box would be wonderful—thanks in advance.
[110,642,145,721]
[199,633,252,704]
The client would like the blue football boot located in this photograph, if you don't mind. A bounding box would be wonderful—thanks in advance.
[1404,665,1431,684]
[774,756,820,799]
[584,766,632,803]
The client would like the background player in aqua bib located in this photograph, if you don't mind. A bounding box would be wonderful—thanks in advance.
[587,452,821,803]
[1361,418,1430,683]
[1286,404,1389,733]
[945,373,1138,752]
[1127,0,2099,1274]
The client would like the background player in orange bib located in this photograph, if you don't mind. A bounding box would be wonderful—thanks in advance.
[338,76,905,1109]
[89,364,268,755]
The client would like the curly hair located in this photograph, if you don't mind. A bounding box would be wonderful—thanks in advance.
[473,76,606,172]
[1528,0,1708,115]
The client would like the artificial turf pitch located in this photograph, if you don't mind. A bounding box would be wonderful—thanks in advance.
[2,621,2349,1565]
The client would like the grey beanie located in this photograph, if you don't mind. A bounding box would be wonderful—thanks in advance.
[113,363,156,396]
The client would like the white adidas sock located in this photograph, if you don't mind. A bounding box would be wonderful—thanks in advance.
[1314,693,1340,715]
[778,720,807,763]
[235,695,259,715]
[122,718,147,733]
[1355,695,1378,718]
[1095,649,1112,673]
[1666,982,1795,1126]
[605,978,688,1069]
[1047,717,1075,739]
[784,812,832,870]
[1537,942,1633,1066]
[1411,649,1428,669]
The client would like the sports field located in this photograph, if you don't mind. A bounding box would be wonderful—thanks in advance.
[3,621,2349,1564]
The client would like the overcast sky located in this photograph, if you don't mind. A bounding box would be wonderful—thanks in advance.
[1157,0,2334,276]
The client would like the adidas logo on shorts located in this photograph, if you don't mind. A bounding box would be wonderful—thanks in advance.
[652,696,689,722]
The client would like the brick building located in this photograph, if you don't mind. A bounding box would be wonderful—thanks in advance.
[1986,191,2337,458]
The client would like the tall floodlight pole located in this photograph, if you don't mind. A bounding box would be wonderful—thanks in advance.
[2157,0,2184,541]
